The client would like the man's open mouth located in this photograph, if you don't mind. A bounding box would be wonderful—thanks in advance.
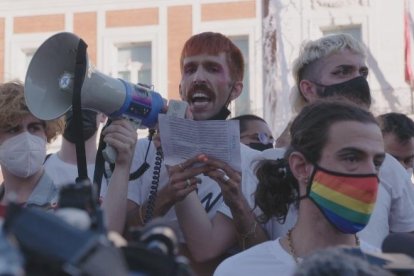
[190,92,213,107]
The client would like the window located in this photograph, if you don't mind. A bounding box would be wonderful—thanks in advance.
[116,43,152,85]
[24,49,35,69]
[230,36,251,116]
[11,47,35,81]
[18,49,35,81]
[322,25,362,42]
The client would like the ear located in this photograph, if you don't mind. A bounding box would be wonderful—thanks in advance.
[229,81,243,101]
[289,151,313,188]
[299,79,319,103]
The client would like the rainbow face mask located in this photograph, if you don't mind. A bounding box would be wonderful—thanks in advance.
[303,164,379,234]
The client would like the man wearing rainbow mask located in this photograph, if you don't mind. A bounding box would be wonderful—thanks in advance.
[215,100,386,275]
[288,33,414,248]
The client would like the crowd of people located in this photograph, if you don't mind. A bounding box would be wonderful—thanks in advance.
[0,31,413,276]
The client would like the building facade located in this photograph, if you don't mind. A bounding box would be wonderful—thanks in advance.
[0,0,263,121]
[0,0,412,138]
[263,0,414,135]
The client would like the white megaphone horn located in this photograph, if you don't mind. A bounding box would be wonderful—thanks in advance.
[24,32,166,163]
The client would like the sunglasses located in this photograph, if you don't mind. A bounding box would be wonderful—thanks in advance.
[240,132,275,145]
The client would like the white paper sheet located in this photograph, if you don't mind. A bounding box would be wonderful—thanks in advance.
[158,114,241,171]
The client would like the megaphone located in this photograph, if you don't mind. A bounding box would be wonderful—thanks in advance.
[24,32,166,162]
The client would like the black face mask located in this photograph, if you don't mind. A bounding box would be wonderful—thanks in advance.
[247,142,273,151]
[207,106,231,120]
[314,76,371,107]
[63,110,98,143]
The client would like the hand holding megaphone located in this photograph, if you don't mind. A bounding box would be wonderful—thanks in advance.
[24,32,167,163]
[101,118,138,166]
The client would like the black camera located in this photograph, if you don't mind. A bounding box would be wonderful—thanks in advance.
[2,182,192,276]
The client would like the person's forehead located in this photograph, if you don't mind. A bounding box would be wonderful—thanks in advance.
[21,114,43,124]
[383,132,414,147]
[182,52,227,65]
[244,120,271,134]
[3,114,40,127]
[318,49,366,69]
[383,135,414,162]
[324,121,383,153]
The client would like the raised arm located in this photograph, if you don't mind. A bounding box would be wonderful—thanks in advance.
[201,156,269,250]
[126,176,198,227]
[174,155,268,262]
[125,135,199,228]
[101,119,137,233]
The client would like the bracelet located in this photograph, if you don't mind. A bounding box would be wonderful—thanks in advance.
[240,221,258,250]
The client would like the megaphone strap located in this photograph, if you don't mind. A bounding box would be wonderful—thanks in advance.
[72,38,89,183]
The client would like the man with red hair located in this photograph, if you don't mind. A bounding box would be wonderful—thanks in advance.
[100,32,263,274]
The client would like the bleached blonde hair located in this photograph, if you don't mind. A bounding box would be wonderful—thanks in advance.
[291,33,367,113]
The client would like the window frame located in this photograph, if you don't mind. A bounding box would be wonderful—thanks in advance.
[101,26,165,98]
[116,41,153,85]
[195,18,263,117]
[7,32,54,82]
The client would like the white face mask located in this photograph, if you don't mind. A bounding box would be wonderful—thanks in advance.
[0,132,46,178]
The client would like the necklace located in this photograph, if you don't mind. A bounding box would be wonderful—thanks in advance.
[286,229,299,264]
[286,229,360,264]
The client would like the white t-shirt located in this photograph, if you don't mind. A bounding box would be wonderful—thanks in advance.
[214,237,379,276]
[100,138,261,242]
[219,148,414,248]
[44,153,107,188]
[213,238,296,276]
[358,153,414,247]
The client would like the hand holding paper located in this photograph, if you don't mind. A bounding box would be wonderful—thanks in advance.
[158,114,241,171]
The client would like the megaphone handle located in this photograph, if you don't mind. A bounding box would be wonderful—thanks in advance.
[102,119,140,164]
[102,145,118,164]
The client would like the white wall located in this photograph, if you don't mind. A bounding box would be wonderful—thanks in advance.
[265,0,413,137]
